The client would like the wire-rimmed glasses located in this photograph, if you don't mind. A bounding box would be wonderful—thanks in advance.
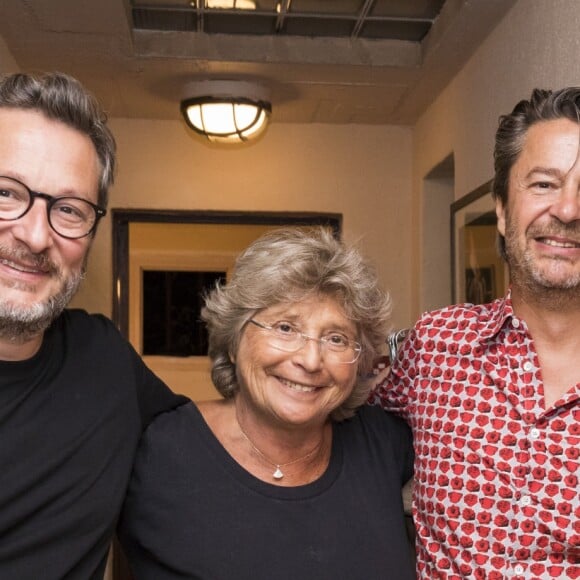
[0,175,106,239]
[249,319,362,364]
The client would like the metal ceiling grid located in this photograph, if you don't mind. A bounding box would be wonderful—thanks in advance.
[131,0,445,41]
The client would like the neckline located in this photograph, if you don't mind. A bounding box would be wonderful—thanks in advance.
[190,402,342,499]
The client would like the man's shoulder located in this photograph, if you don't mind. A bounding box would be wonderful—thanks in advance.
[52,309,132,356]
[420,300,493,319]
[414,296,506,333]
[58,308,121,337]
[60,308,113,326]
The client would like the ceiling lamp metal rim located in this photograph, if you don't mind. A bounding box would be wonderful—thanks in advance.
[181,79,270,103]
[181,95,271,112]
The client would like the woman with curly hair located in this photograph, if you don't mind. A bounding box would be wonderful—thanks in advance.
[119,227,414,579]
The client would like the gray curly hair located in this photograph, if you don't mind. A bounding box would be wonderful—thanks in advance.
[201,227,392,421]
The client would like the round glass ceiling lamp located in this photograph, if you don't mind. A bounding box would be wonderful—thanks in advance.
[181,80,271,144]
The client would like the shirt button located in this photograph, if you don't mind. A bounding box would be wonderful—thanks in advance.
[521,495,531,506]
[514,564,524,575]
[530,428,540,439]
[522,360,534,372]
[512,318,520,328]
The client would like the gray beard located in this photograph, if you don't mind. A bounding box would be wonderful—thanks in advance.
[0,259,85,344]
[504,218,580,309]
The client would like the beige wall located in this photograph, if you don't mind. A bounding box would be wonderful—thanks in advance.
[71,120,414,329]
[6,0,580,324]
[411,0,580,317]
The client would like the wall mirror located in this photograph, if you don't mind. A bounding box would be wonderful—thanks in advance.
[451,181,507,304]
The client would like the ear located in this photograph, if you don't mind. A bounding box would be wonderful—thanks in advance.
[495,196,506,237]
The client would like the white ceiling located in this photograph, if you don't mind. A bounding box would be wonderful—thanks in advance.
[0,0,516,126]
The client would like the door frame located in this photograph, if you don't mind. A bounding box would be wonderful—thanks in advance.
[111,209,342,337]
[111,209,341,579]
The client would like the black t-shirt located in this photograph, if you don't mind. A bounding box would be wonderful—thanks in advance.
[119,403,415,579]
[0,309,187,579]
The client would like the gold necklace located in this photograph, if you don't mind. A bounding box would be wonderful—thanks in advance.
[236,410,325,480]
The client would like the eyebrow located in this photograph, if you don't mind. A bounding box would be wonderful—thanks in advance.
[524,166,566,180]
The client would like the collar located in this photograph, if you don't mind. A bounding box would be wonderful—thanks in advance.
[478,288,517,340]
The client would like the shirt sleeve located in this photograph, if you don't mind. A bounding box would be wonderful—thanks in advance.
[129,344,189,430]
[87,310,188,430]
[367,326,417,419]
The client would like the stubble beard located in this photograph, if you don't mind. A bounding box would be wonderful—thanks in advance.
[504,214,580,308]
[0,247,86,343]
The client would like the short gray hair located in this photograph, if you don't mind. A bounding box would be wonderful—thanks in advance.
[201,227,392,421]
[0,72,116,210]
[493,87,580,256]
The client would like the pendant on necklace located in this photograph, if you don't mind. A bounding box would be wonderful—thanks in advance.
[273,466,284,480]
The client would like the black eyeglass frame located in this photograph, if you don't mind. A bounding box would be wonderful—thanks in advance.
[0,175,107,239]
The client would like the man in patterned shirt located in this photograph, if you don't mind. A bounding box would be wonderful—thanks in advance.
[371,88,579,579]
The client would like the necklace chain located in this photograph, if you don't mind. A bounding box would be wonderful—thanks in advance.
[236,409,324,480]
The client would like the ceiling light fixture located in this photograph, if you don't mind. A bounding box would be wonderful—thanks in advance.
[206,0,256,8]
[181,80,272,145]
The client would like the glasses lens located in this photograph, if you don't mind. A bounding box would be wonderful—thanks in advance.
[265,322,303,352]
[347,345,362,364]
[328,345,361,364]
[322,334,361,364]
[0,177,29,219]
[263,322,360,364]
[49,198,97,238]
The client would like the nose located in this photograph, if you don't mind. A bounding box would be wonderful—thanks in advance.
[293,336,324,371]
[11,200,55,253]
[551,180,580,223]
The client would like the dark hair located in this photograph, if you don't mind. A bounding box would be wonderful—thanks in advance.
[201,227,392,421]
[493,87,580,255]
[0,72,116,209]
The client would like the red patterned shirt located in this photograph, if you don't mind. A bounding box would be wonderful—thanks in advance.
[370,294,580,579]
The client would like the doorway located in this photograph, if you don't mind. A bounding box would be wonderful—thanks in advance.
[110,209,341,579]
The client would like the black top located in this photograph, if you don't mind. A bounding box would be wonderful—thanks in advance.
[0,309,187,580]
[119,403,415,579]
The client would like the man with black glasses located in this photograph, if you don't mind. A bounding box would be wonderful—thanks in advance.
[0,72,186,579]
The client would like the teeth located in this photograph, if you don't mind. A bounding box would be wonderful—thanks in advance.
[0,259,40,273]
[542,239,579,248]
[279,378,317,393]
